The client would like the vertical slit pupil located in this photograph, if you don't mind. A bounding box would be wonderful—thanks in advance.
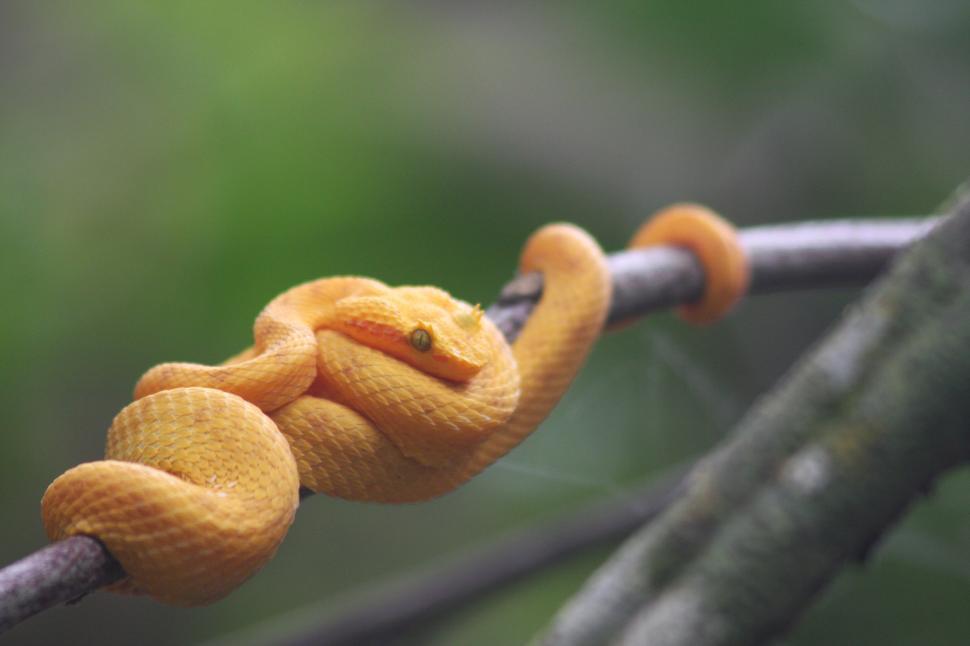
[410,329,432,352]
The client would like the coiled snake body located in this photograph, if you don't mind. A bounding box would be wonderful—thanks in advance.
[42,206,746,605]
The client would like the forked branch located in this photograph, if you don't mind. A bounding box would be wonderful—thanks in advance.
[541,201,970,645]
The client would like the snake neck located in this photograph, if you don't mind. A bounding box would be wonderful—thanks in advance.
[460,223,611,477]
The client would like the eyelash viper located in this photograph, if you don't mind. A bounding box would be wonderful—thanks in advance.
[40,204,747,605]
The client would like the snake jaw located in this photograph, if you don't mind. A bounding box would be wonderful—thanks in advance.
[331,292,490,383]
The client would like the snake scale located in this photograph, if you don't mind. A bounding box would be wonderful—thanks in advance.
[41,204,747,605]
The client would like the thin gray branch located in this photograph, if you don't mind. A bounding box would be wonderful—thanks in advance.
[0,537,123,632]
[0,216,938,636]
[490,217,940,338]
[540,204,970,645]
[216,467,689,646]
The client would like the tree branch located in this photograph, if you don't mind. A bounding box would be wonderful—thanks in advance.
[0,537,123,632]
[0,216,938,635]
[490,217,939,339]
[235,466,689,646]
[539,203,970,645]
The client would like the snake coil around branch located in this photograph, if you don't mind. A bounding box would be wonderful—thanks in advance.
[0,213,940,635]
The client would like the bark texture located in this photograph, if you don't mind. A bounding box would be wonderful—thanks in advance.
[540,201,970,645]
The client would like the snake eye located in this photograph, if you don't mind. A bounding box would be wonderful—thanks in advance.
[410,328,432,352]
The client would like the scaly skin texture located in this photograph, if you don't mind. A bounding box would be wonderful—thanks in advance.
[275,223,612,501]
[41,388,300,605]
[629,203,749,324]
[40,211,746,606]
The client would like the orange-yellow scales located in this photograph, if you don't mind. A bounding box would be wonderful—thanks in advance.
[42,208,748,606]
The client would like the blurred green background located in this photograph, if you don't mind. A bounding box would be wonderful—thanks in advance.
[3,2,970,644]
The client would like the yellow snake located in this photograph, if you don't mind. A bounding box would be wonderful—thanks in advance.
[41,205,747,606]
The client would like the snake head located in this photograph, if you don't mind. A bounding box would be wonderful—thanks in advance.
[331,287,491,382]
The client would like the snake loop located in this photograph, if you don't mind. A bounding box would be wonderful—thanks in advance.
[629,203,749,324]
[42,388,299,605]
[41,209,745,605]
